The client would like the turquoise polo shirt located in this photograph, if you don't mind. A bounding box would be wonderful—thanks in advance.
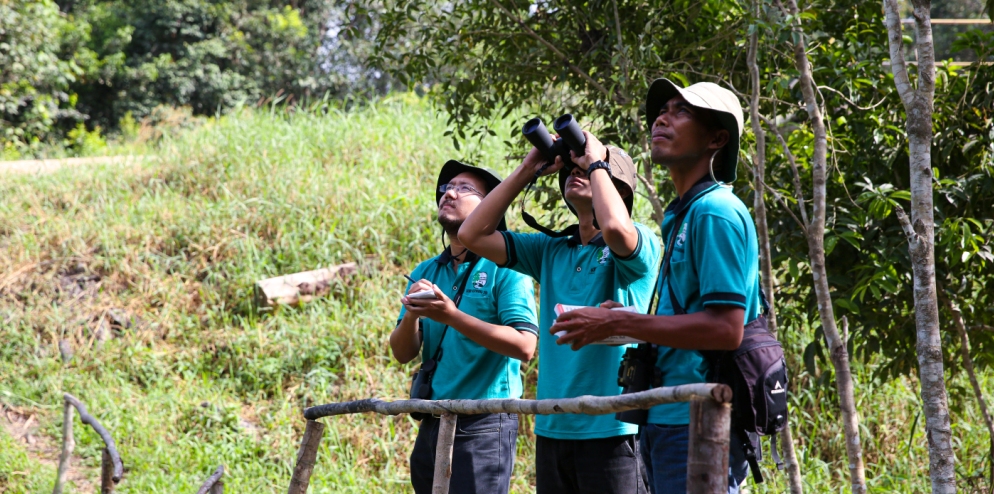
[501,223,660,440]
[397,249,539,401]
[649,182,762,425]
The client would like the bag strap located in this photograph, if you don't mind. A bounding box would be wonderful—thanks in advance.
[427,256,481,363]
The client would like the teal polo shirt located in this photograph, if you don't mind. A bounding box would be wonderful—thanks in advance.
[649,182,762,425]
[397,249,539,401]
[501,223,660,440]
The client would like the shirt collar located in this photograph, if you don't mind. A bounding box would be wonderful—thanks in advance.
[435,246,480,265]
[566,229,607,248]
[664,175,718,218]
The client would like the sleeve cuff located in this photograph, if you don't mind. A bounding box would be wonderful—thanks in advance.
[499,230,518,268]
[701,292,747,308]
[611,228,643,261]
[508,322,539,335]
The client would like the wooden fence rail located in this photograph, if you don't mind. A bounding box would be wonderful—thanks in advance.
[195,465,225,494]
[290,383,733,494]
[53,393,124,494]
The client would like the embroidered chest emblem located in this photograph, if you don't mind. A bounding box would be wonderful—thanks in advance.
[472,271,488,289]
[675,223,688,248]
[598,246,611,265]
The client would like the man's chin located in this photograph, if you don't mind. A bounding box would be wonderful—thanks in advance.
[437,214,464,235]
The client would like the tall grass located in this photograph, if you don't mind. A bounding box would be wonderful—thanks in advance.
[0,95,990,493]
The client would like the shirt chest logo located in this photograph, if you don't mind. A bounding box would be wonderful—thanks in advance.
[597,246,611,265]
[675,222,688,248]
[472,272,488,289]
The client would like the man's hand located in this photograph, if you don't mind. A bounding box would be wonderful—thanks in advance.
[551,301,621,350]
[402,283,459,326]
[569,130,608,171]
[520,138,565,178]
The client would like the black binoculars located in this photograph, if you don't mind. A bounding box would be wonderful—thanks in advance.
[522,114,586,171]
[615,344,662,425]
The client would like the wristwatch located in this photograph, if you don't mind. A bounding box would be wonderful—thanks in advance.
[587,160,612,177]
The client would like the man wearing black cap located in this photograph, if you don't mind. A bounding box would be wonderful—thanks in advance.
[391,161,540,494]
[460,131,659,494]
[552,80,761,493]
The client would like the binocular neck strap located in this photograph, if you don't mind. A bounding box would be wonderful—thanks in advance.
[519,169,579,238]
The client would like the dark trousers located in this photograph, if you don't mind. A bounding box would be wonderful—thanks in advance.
[410,413,517,494]
[639,424,750,494]
[535,434,648,494]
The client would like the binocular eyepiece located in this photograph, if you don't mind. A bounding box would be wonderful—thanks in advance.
[522,114,586,170]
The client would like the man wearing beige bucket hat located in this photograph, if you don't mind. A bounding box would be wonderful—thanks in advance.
[552,79,764,493]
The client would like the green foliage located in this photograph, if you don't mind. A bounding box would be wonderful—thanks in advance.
[0,0,87,157]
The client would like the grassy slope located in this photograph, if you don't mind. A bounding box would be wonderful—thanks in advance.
[0,97,991,493]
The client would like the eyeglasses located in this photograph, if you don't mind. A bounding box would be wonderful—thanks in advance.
[438,183,485,198]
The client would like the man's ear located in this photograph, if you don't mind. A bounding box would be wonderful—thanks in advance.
[709,129,730,151]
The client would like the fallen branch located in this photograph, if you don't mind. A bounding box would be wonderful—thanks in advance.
[304,383,730,420]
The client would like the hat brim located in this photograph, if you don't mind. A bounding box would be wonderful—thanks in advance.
[557,168,634,218]
[645,78,740,183]
[436,160,507,231]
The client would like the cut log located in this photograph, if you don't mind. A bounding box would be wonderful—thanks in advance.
[255,263,357,307]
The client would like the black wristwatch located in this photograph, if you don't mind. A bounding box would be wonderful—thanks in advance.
[587,160,612,177]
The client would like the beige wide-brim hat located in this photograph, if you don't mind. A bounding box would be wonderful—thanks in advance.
[645,78,744,183]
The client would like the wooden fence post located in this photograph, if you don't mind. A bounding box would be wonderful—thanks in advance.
[53,400,75,494]
[287,420,326,494]
[100,448,115,493]
[687,386,732,494]
[431,413,458,494]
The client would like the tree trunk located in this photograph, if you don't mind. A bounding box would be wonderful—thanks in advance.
[784,0,867,491]
[883,0,956,490]
[748,10,804,492]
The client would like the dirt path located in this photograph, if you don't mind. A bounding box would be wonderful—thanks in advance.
[2,403,97,492]
[0,155,145,174]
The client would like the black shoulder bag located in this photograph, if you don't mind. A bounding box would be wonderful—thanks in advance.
[409,258,480,417]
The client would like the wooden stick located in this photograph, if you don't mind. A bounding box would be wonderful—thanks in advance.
[100,448,115,493]
[62,393,124,483]
[196,465,225,494]
[687,397,731,494]
[287,420,326,494]
[305,383,728,420]
[52,400,75,494]
[255,263,357,307]
[431,413,458,494]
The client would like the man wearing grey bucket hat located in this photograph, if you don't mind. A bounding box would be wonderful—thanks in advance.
[552,79,763,493]
[391,160,539,494]
[460,128,659,493]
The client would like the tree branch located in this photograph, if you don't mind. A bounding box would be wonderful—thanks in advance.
[759,114,811,227]
[487,0,615,102]
[893,203,919,246]
[971,325,994,333]
[817,85,889,111]
[939,290,994,487]
[63,393,123,483]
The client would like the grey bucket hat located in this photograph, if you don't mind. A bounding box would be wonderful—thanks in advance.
[645,78,744,183]
[436,160,507,231]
